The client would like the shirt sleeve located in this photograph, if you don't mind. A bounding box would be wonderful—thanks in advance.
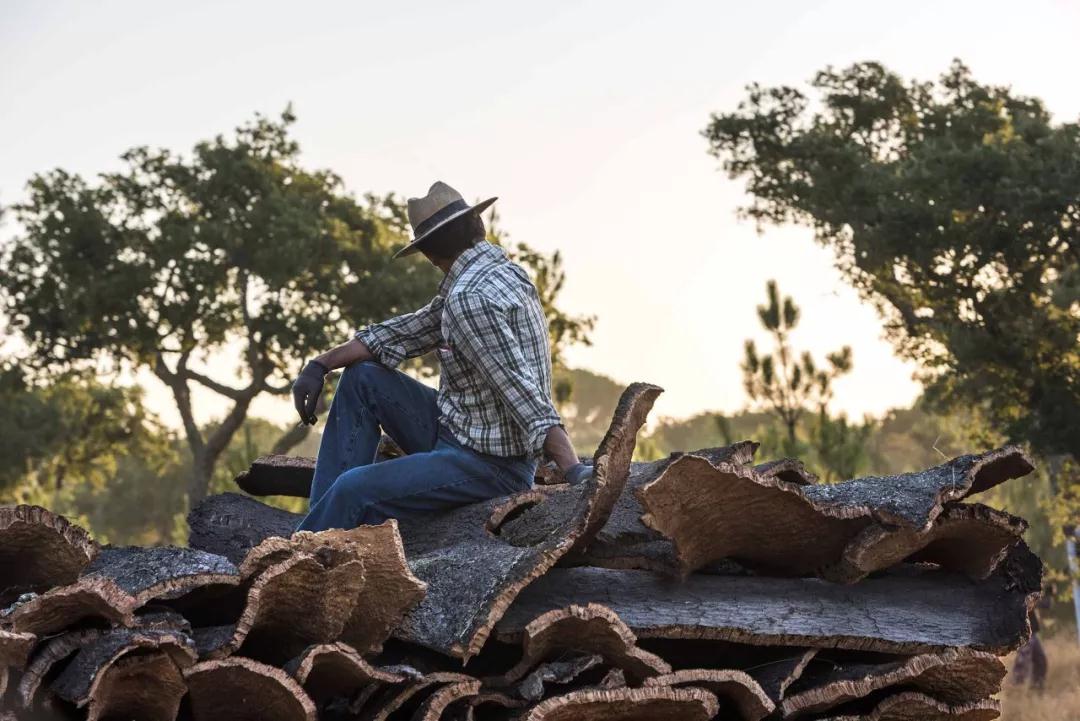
[355,297,443,369]
[445,291,562,454]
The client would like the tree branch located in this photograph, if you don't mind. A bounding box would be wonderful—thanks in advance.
[181,368,248,401]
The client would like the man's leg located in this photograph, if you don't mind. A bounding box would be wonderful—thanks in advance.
[297,430,536,532]
[309,361,439,505]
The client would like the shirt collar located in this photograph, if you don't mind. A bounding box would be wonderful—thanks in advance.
[438,242,506,296]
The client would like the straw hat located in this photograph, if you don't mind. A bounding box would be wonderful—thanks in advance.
[394,181,497,259]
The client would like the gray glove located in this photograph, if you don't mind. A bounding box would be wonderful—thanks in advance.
[562,462,593,486]
[292,360,329,425]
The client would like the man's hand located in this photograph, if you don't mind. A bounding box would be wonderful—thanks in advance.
[292,360,329,425]
[562,462,593,486]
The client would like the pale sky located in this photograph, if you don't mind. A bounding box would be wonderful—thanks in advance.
[3,0,1080,427]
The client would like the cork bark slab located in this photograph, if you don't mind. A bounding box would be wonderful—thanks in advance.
[747,649,817,705]
[395,383,662,661]
[828,504,1027,584]
[236,454,317,497]
[0,628,36,667]
[780,648,1006,718]
[85,651,186,721]
[521,687,720,721]
[643,669,774,721]
[819,691,1001,721]
[236,436,405,497]
[496,550,1039,656]
[638,455,869,577]
[238,521,426,654]
[565,443,759,575]
[515,655,604,701]
[201,551,366,664]
[754,458,818,485]
[1,575,136,634]
[497,604,669,685]
[82,545,241,605]
[284,642,414,704]
[18,629,103,708]
[0,505,98,605]
[184,657,317,721]
[49,628,196,708]
[353,671,476,721]
[800,446,1033,528]
[637,446,1033,578]
[188,492,303,564]
[414,679,484,721]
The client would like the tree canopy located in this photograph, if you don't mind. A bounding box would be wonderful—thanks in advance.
[0,108,438,501]
[705,60,1080,459]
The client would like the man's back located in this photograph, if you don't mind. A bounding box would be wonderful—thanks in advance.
[438,242,557,458]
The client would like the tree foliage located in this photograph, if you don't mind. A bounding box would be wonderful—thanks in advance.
[0,109,437,502]
[0,366,147,495]
[706,60,1080,459]
[742,279,852,452]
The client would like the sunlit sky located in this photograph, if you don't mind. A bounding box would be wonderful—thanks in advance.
[3,0,1080,428]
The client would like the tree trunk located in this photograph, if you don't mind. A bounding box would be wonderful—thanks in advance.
[189,450,215,505]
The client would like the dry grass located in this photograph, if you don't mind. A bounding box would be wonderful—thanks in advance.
[1000,633,1080,721]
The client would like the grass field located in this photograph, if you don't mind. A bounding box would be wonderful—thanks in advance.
[1000,634,1080,721]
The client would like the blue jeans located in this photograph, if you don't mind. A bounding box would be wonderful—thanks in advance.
[297,361,536,532]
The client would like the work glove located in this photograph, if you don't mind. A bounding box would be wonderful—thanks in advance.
[562,462,593,486]
[292,360,329,425]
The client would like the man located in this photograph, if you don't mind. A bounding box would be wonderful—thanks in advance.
[292,181,590,532]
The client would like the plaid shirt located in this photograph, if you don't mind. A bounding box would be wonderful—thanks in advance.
[356,242,560,458]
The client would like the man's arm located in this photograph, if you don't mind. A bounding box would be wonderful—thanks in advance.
[543,424,582,474]
[313,338,374,371]
[292,298,443,424]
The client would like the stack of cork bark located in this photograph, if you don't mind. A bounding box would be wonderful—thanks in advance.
[0,383,1042,721]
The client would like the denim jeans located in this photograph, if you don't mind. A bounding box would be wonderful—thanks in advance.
[296,361,537,532]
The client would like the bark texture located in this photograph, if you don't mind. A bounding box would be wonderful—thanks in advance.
[497,554,1038,655]
[394,383,662,660]
[184,657,317,721]
[0,505,98,604]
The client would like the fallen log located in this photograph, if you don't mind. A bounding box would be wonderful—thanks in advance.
[780,648,1006,718]
[81,545,240,606]
[497,604,669,685]
[1,575,136,634]
[85,651,186,721]
[394,383,662,660]
[819,691,1001,721]
[521,687,720,721]
[636,446,1033,578]
[643,669,774,721]
[184,657,317,721]
[497,548,1039,655]
[0,505,99,605]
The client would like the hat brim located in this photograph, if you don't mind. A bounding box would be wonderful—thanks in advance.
[393,196,498,259]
